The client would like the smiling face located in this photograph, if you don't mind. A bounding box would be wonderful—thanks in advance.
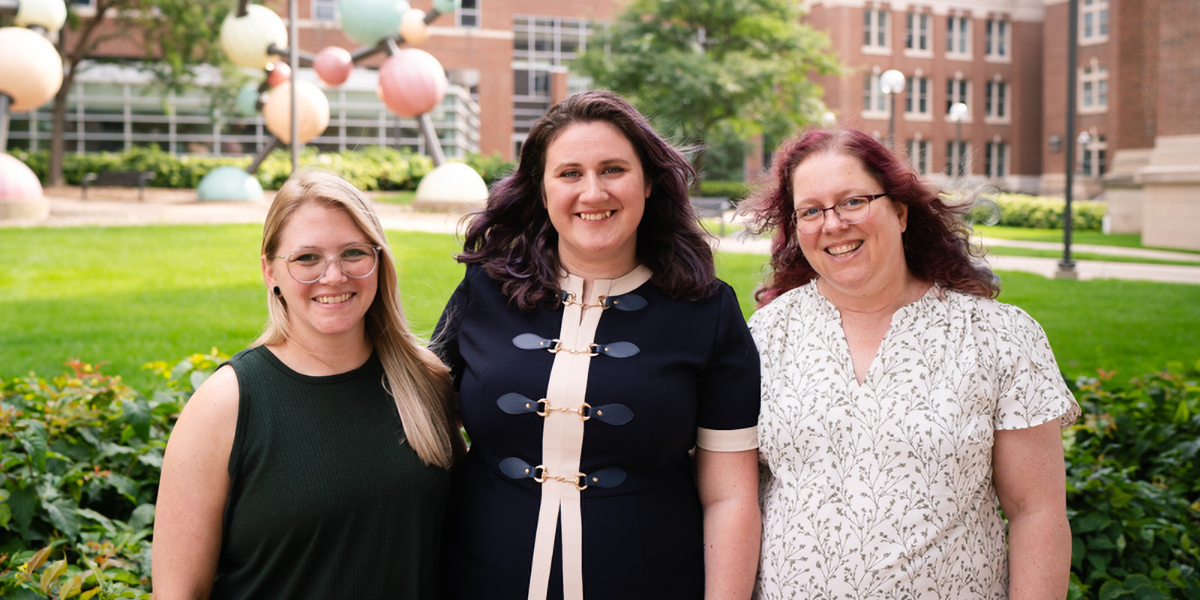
[542,121,650,280]
[262,202,378,346]
[792,151,912,301]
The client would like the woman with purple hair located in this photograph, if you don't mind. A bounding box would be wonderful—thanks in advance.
[432,90,761,599]
[743,128,1079,600]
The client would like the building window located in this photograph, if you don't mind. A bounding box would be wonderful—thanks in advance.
[1081,134,1107,176]
[1080,65,1109,112]
[311,0,336,22]
[946,141,969,177]
[946,78,969,115]
[986,142,1008,177]
[905,76,930,116]
[985,80,1009,120]
[906,139,931,175]
[906,12,931,53]
[863,9,889,50]
[1081,0,1109,43]
[985,18,1009,59]
[863,72,887,116]
[457,0,479,28]
[946,15,969,56]
[512,15,596,136]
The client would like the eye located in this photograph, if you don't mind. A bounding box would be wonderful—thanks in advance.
[341,246,372,261]
[602,165,626,174]
[559,169,581,178]
[797,207,823,219]
[843,196,871,207]
[292,252,322,265]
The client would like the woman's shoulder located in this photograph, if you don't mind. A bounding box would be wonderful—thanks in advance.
[749,280,820,325]
[940,288,1042,329]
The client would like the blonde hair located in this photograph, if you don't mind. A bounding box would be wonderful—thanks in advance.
[257,168,462,468]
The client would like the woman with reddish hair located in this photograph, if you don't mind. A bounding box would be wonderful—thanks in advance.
[744,128,1079,600]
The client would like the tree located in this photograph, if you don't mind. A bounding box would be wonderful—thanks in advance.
[573,0,840,180]
[45,0,230,186]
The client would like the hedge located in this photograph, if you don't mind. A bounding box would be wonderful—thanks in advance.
[990,193,1107,230]
[9,146,515,192]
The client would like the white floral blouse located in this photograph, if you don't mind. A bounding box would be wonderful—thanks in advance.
[749,281,1080,600]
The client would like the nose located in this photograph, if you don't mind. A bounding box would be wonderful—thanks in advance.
[820,207,848,232]
[580,173,605,201]
[317,256,349,283]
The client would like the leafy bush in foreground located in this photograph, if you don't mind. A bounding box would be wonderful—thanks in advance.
[0,353,224,599]
[993,193,1108,230]
[1064,363,1200,600]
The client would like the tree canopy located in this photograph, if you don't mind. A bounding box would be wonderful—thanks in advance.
[573,0,840,177]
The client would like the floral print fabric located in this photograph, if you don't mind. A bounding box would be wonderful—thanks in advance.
[749,281,1079,600]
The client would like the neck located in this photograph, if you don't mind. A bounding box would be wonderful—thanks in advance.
[270,330,373,376]
[561,259,638,300]
[817,271,929,318]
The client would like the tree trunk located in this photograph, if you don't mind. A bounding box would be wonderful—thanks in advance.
[48,80,70,187]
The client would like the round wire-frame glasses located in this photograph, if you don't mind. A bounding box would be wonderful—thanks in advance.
[276,243,381,284]
[793,193,887,234]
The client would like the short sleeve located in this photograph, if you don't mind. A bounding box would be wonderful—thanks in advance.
[695,283,761,452]
[992,305,1081,431]
[430,266,473,391]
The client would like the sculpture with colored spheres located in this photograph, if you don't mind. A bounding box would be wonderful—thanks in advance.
[313,47,354,87]
[263,80,330,145]
[378,49,448,118]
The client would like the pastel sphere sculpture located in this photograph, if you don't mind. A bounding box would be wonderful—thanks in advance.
[197,166,264,202]
[313,46,354,86]
[431,0,461,14]
[263,80,330,145]
[235,83,261,117]
[14,0,68,32]
[0,27,64,113]
[339,0,410,46]
[266,62,291,87]
[399,9,432,44]
[0,153,48,219]
[220,5,288,70]
[377,49,447,118]
[413,162,488,211]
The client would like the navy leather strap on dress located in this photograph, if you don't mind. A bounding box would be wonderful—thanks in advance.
[558,291,648,312]
[499,457,627,490]
[511,333,640,358]
[496,392,635,425]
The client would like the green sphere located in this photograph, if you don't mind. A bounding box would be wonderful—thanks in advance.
[197,166,264,202]
[432,0,461,14]
[339,0,410,45]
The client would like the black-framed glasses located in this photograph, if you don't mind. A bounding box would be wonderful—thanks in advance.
[793,193,887,234]
[275,243,381,284]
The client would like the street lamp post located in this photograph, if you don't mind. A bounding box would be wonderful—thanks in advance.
[949,102,968,180]
[880,69,906,149]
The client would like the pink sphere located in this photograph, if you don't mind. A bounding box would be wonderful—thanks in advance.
[0,153,44,201]
[314,46,354,86]
[266,62,291,87]
[377,49,447,118]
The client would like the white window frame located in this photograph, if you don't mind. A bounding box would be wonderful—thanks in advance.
[985,18,1010,62]
[863,8,890,54]
[986,141,1008,178]
[906,139,931,175]
[985,79,1010,123]
[1079,64,1109,114]
[946,15,970,58]
[905,12,932,55]
[457,0,480,28]
[862,71,888,118]
[1081,0,1110,45]
[905,75,931,119]
[946,77,970,117]
[946,140,970,177]
[311,0,337,23]
[1080,134,1107,177]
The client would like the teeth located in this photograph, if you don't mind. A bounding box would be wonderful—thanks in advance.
[316,293,352,304]
[579,211,613,222]
[826,241,863,257]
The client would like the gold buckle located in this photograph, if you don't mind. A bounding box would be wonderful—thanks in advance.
[561,292,610,311]
[532,465,589,490]
[536,399,592,421]
[546,341,600,356]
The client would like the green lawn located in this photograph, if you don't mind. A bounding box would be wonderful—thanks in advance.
[983,245,1200,267]
[1,224,1197,389]
[975,225,1200,255]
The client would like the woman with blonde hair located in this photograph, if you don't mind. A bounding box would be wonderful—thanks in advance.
[153,169,461,600]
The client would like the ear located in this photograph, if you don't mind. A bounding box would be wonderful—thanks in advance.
[644,181,652,199]
[261,254,278,290]
[894,200,909,233]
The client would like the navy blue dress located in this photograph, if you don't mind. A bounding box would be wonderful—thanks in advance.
[434,264,759,600]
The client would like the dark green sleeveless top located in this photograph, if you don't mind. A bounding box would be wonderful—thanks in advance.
[212,345,450,600]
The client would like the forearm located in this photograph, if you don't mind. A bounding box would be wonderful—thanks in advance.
[1007,509,1072,600]
[703,498,761,600]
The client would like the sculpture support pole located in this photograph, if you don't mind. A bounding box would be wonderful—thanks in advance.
[289,0,300,172]
[0,94,11,154]
[247,137,283,175]
[418,113,445,167]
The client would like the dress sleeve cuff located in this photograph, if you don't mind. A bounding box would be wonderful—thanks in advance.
[696,426,758,452]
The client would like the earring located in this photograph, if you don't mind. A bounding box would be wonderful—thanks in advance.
[273,286,281,297]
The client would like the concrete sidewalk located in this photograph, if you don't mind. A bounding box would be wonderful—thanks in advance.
[5,189,1200,285]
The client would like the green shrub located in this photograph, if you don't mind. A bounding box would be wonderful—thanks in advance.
[1064,364,1200,600]
[0,352,226,599]
[695,180,751,202]
[993,193,1107,230]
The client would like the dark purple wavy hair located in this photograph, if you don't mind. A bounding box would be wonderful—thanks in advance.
[744,128,998,307]
[456,90,716,310]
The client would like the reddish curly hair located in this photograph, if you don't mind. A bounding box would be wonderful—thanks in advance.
[743,128,998,307]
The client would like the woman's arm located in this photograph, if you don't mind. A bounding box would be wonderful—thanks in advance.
[152,365,240,600]
[696,447,761,600]
[993,419,1071,600]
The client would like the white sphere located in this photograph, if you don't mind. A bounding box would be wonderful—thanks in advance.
[219,5,288,70]
[413,162,488,211]
[14,0,68,33]
[0,27,64,113]
[399,9,432,44]
[262,80,330,145]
